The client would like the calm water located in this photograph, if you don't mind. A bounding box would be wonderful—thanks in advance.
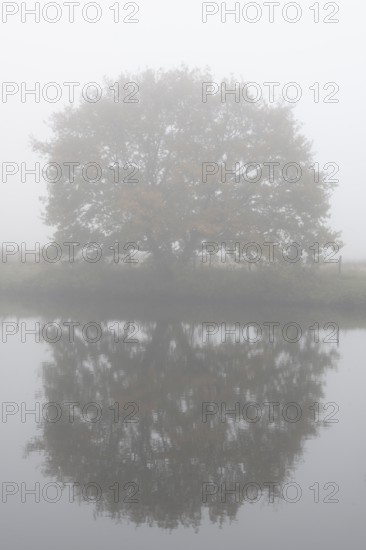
[1,303,365,549]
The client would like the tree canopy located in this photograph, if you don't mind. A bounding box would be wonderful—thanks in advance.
[34,67,339,270]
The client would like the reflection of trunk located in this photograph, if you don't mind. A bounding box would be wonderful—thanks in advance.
[141,320,205,373]
[141,320,171,369]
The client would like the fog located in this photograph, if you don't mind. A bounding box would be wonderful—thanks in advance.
[1,2,365,550]
[0,0,365,258]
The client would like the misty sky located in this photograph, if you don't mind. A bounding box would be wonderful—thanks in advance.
[0,0,363,259]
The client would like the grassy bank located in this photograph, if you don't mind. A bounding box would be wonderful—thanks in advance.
[1,262,366,310]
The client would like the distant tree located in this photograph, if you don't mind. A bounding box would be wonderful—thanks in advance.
[34,67,340,272]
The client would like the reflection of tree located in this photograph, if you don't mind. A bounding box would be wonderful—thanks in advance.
[26,319,339,529]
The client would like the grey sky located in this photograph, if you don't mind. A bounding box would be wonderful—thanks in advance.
[0,0,363,258]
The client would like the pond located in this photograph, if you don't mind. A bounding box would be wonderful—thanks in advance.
[0,301,365,549]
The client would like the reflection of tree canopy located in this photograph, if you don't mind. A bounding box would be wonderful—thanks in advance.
[26,318,339,529]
